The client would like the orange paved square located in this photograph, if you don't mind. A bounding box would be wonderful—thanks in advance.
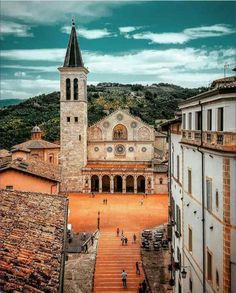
[68,193,168,233]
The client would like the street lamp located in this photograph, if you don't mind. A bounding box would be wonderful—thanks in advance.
[97,210,100,229]
[181,268,187,279]
[180,266,191,279]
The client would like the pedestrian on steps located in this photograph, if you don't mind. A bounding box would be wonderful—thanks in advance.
[133,233,137,244]
[138,283,143,293]
[142,279,147,293]
[136,261,140,275]
[121,269,127,288]
[125,237,128,245]
[121,235,125,245]
[116,227,120,237]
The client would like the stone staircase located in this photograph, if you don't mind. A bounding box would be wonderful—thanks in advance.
[93,231,144,293]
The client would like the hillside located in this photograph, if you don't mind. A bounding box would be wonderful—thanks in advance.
[0,83,207,149]
[0,99,26,108]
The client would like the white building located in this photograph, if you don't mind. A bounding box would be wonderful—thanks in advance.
[161,76,236,293]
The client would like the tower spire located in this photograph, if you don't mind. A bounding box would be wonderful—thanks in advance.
[63,20,84,67]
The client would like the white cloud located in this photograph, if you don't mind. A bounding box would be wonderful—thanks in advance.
[131,24,236,44]
[62,26,113,39]
[1,49,65,62]
[1,2,122,24]
[1,47,235,75]
[0,20,33,37]
[119,26,139,33]
[14,71,26,77]
[0,79,59,100]
[1,47,235,93]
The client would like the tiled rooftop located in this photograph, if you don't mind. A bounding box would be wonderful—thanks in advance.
[12,139,60,151]
[0,149,11,158]
[0,190,67,293]
[0,157,61,182]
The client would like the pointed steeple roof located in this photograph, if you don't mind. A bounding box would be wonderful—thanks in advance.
[63,21,84,67]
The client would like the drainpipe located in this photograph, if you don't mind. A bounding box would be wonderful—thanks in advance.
[196,101,206,293]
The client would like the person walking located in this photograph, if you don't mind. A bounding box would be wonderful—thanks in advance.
[142,280,147,293]
[138,283,143,293]
[121,270,127,288]
[136,261,140,275]
[121,235,125,246]
[125,237,128,245]
[117,227,120,237]
[140,199,144,206]
[133,233,137,244]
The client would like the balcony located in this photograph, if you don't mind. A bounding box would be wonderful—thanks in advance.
[181,130,236,152]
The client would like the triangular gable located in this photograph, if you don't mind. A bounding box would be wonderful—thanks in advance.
[89,109,154,131]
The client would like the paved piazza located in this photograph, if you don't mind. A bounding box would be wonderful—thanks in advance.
[68,193,168,233]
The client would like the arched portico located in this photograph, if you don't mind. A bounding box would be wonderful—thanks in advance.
[114,175,123,193]
[137,175,145,193]
[102,175,110,192]
[91,175,99,192]
[126,175,134,193]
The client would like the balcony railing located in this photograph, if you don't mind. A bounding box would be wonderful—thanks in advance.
[181,130,236,152]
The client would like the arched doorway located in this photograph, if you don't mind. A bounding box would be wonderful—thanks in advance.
[114,175,123,193]
[137,175,145,193]
[102,175,110,192]
[126,175,134,193]
[91,175,99,192]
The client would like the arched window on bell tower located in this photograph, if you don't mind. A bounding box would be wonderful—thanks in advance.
[74,78,78,100]
[66,78,71,100]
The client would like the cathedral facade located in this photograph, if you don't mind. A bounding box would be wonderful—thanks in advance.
[59,23,167,194]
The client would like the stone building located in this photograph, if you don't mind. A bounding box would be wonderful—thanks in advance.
[59,23,167,194]
[160,76,236,293]
[11,126,60,165]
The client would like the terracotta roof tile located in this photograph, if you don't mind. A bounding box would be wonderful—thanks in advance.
[0,157,61,182]
[0,149,11,158]
[0,190,67,293]
[12,139,60,151]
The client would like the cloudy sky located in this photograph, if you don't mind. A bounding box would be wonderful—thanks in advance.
[1,1,236,100]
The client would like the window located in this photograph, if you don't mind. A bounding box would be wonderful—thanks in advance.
[79,135,81,141]
[217,107,224,131]
[216,189,219,209]
[75,117,78,123]
[189,278,193,292]
[74,78,78,100]
[177,155,180,181]
[176,205,181,234]
[216,269,219,288]
[188,226,193,252]
[113,124,128,140]
[188,113,192,130]
[67,117,70,122]
[49,154,54,163]
[206,178,212,212]
[183,113,186,129]
[207,109,212,131]
[207,250,213,281]
[66,78,71,100]
[188,169,192,194]
[6,185,13,190]
[159,178,163,185]
[195,111,202,130]
[177,246,181,269]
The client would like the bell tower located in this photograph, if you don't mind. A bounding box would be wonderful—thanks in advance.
[58,21,89,192]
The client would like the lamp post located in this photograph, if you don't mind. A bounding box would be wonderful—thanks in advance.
[97,210,100,230]
[180,266,191,279]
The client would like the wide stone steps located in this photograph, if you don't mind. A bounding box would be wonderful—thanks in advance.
[93,231,144,293]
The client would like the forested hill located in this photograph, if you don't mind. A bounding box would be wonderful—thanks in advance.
[0,83,207,149]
